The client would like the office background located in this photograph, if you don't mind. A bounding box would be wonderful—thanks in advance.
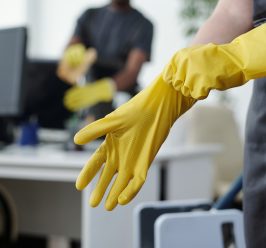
[0,0,252,139]
[0,1,248,247]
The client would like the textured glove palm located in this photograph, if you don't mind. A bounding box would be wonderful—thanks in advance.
[74,75,195,210]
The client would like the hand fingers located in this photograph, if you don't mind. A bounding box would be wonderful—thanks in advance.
[105,171,132,211]
[89,162,117,208]
[63,95,80,111]
[118,175,146,206]
[68,50,84,67]
[75,142,107,190]
[64,97,85,112]
[64,87,83,101]
[74,115,118,145]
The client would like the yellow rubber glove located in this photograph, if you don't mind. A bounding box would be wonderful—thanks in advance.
[74,75,196,210]
[74,24,266,211]
[64,78,116,111]
[163,23,266,99]
[63,43,86,68]
[58,45,97,85]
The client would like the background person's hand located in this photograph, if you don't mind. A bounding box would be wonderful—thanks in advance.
[64,78,115,111]
[57,44,97,85]
[74,75,196,210]
[63,43,87,68]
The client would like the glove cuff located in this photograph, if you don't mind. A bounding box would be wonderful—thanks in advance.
[162,24,266,100]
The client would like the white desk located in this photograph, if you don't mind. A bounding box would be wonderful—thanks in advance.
[0,144,86,181]
[0,144,220,248]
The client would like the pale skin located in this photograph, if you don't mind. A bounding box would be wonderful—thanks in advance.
[192,0,253,45]
[68,0,149,91]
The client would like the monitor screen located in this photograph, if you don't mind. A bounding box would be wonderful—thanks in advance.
[23,59,72,129]
[0,27,26,116]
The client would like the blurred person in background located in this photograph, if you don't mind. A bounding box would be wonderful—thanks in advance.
[59,0,153,121]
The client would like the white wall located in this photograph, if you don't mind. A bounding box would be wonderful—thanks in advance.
[26,0,108,58]
[25,0,252,139]
[0,0,27,28]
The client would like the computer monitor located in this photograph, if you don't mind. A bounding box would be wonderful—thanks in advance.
[0,27,27,116]
[23,59,72,129]
[0,27,27,144]
[0,27,71,146]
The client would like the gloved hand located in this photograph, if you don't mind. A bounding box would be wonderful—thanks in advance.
[63,43,87,68]
[163,23,266,99]
[57,44,97,85]
[64,78,116,111]
[74,75,196,210]
[74,24,266,211]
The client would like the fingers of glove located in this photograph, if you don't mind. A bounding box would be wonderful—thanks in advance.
[64,93,100,111]
[64,96,86,111]
[75,142,107,191]
[65,53,78,67]
[118,175,146,206]
[89,163,117,208]
[68,55,80,67]
[64,87,84,101]
[67,48,85,67]
[64,103,81,112]
[105,172,132,211]
[63,94,80,110]
[74,115,118,145]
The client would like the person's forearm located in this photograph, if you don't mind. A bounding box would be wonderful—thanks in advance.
[113,49,147,91]
[113,69,139,91]
[191,0,253,45]
[68,36,83,46]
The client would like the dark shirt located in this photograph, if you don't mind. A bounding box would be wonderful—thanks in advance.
[73,5,153,84]
[253,0,266,26]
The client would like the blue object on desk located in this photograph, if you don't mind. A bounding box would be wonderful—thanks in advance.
[213,174,243,210]
[18,121,39,146]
